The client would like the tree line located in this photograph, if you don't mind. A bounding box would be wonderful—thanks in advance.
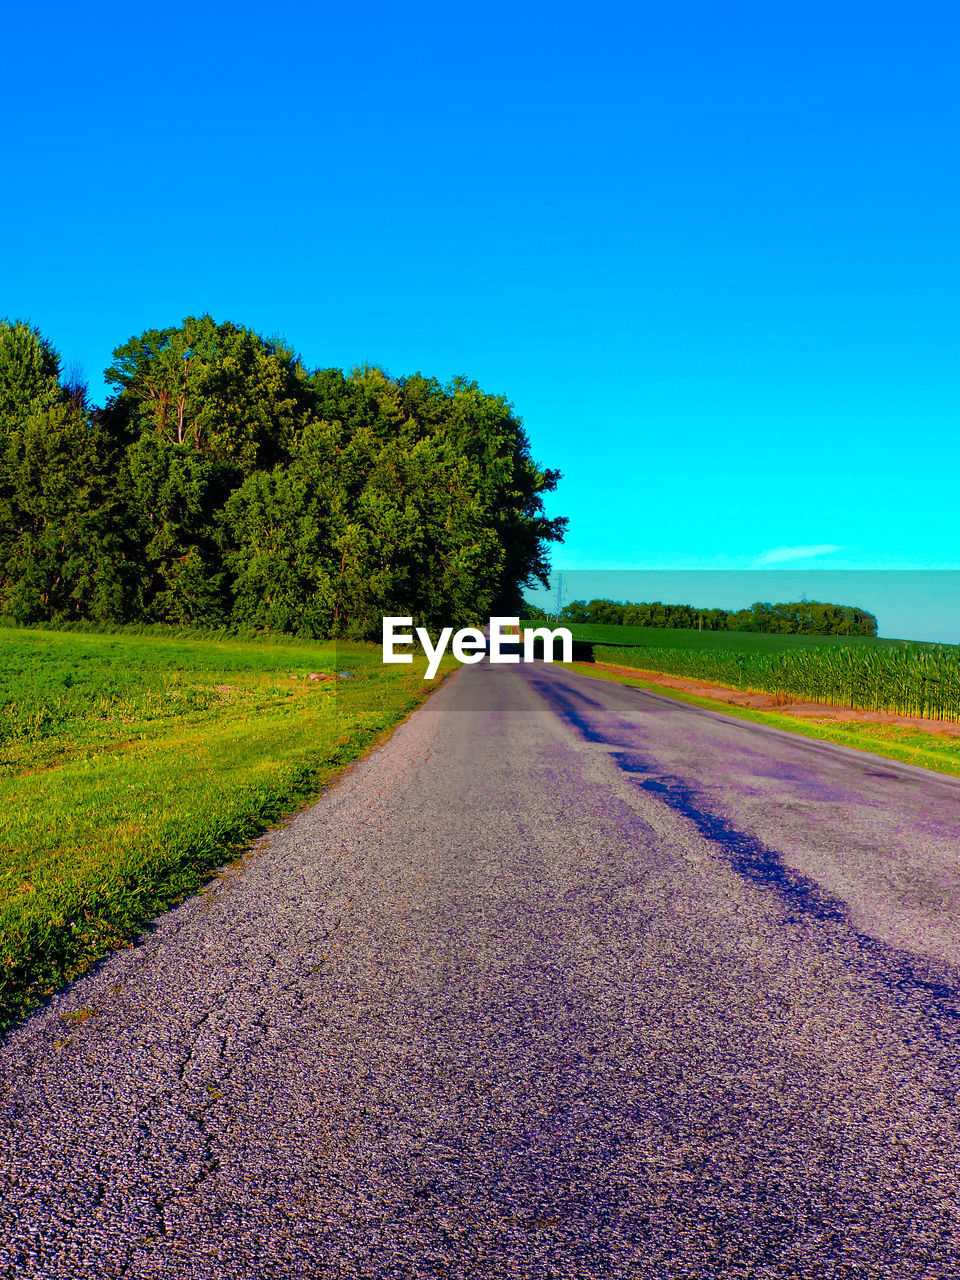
[526,598,879,636]
[0,316,566,636]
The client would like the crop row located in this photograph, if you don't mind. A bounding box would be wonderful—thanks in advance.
[596,644,960,720]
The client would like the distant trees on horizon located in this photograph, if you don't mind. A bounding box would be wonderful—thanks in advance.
[525,597,879,637]
[0,316,567,636]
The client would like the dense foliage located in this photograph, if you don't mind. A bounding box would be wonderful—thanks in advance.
[531,597,879,636]
[0,317,566,635]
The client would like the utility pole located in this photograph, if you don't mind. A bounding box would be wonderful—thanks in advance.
[554,573,565,620]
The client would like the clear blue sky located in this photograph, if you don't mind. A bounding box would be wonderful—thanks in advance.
[3,2,958,628]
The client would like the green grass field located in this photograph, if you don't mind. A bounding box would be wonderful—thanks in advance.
[0,626,449,1029]
[525,622,960,721]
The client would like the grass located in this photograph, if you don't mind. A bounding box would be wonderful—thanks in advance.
[0,625,451,1030]
[565,662,960,778]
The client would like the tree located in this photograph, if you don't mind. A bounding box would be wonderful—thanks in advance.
[0,401,131,621]
[121,434,228,623]
[105,315,311,472]
[0,316,569,635]
[434,377,566,613]
[219,446,338,636]
[0,319,61,446]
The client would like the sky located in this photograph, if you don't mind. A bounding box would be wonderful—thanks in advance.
[2,2,958,634]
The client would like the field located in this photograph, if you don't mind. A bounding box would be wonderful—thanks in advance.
[553,622,922,653]
[533,623,960,721]
[0,626,449,1029]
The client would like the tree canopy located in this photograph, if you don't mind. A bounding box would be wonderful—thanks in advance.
[0,315,566,635]
[547,598,878,637]
[0,320,62,445]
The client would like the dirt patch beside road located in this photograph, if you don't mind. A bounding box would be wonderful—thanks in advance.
[585,662,960,737]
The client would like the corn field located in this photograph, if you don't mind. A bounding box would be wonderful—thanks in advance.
[596,644,960,721]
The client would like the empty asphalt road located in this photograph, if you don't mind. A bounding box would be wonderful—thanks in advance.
[2,660,960,1278]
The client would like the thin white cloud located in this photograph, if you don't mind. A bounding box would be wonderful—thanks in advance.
[754,544,844,567]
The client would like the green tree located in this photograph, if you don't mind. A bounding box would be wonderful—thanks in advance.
[0,318,568,635]
[0,319,62,446]
[0,401,131,621]
[105,315,311,472]
[121,434,227,623]
[421,376,566,613]
[219,454,337,636]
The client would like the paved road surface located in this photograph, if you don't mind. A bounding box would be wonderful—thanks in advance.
[2,660,960,1278]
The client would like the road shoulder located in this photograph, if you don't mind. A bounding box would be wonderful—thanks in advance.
[562,661,960,779]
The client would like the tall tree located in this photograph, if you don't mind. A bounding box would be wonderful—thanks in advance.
[120,434,228,623]
[105,315,311,472]
[0,401,131,621]
[0,319,62,446]
[438,377,566,612]
[0,316,569,634]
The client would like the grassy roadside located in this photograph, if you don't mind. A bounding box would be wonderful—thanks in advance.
[0,626,451,1030]
[564,662,960,779]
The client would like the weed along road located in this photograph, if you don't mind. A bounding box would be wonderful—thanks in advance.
[3,660,960,1278]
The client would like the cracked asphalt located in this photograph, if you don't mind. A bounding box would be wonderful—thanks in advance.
[2,659,960,1278]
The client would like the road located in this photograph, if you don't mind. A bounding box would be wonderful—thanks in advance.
[2,659,960,1278]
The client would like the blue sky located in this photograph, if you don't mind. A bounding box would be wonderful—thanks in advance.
[3,2,958,626]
